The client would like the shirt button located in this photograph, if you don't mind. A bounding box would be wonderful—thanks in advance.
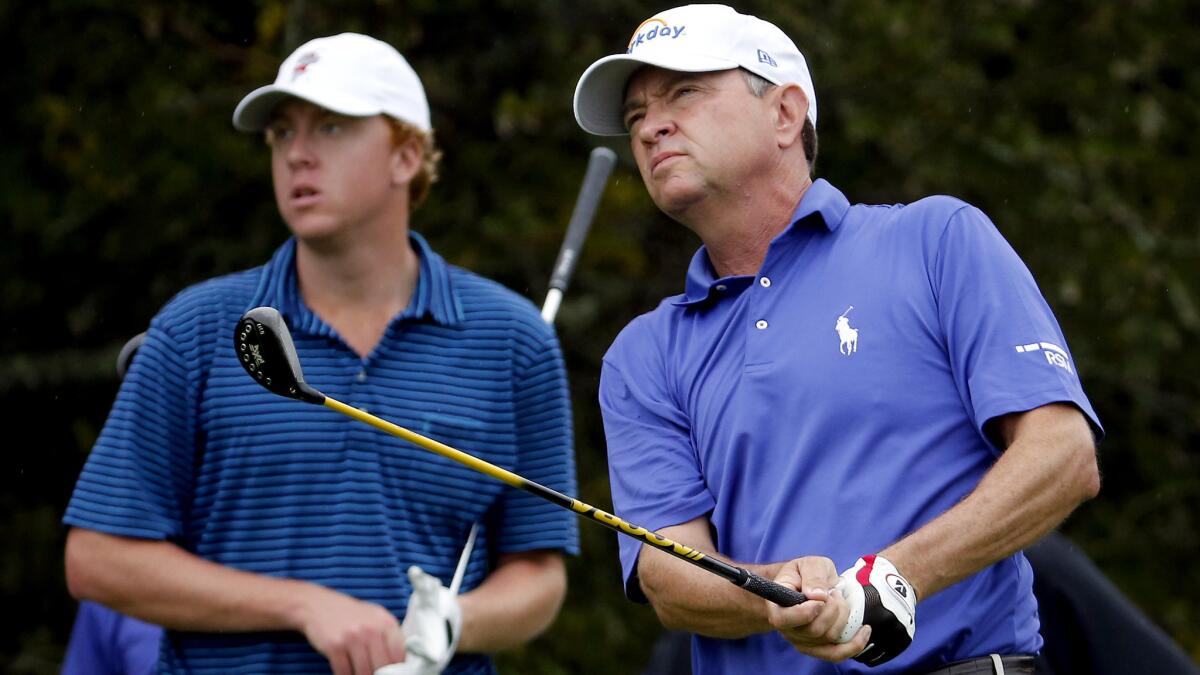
[755,319,769,330]
[759,277,771,288]
[356,369,367,383]
[715,284,727,292]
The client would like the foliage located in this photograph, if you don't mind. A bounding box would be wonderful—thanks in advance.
[1,1,1196,672]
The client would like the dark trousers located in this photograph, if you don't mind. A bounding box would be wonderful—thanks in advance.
[922,654,1035,674]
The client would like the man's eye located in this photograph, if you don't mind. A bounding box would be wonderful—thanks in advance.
[319,122,344,135]
[673,86,697,99]
[267,127,294,143]
[624,113,644,131]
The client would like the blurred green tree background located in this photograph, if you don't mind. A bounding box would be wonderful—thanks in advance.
[2,1,1197,672]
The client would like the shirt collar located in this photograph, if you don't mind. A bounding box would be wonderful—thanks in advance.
[248,231,465,335]
[673,179,851,307]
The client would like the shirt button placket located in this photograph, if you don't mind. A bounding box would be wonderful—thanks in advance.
[352,368,369,415]
[755,275,772,330]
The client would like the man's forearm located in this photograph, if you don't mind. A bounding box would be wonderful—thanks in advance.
[882,404,1099,600]
[65,527,317,632]
[637,518,787,638]
[641,546,784,638]
[456,550,567,653]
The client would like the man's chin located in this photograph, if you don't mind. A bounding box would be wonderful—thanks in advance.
[284,212,336,236]
[652,186,707,220]
[286,218,351,249]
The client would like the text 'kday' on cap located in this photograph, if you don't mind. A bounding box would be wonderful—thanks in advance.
[573,4,817,136]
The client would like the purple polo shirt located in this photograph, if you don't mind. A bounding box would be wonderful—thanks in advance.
[599,180,1100,674]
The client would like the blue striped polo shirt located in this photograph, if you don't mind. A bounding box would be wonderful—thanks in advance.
[65,232,579,674]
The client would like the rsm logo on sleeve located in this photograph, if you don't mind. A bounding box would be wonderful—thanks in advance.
[1015,341,1074,374]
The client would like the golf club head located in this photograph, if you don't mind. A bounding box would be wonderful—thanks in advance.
[234,306,325,404]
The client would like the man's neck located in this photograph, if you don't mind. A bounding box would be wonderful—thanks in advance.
[689,174,813,278]
[294,222,420,358]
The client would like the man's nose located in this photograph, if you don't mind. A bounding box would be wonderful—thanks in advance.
[637,104,676,144]
[285,129,317,167]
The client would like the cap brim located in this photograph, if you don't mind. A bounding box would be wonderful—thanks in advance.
[573,53,739,136]
[232,84,383,132]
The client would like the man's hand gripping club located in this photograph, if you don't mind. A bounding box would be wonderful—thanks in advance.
[835,555,917,666]
[766,554,916,667]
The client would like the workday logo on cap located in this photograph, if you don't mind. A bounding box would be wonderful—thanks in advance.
[627,17,688,53]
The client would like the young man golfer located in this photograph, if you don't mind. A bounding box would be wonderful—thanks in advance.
[64,33,577,675]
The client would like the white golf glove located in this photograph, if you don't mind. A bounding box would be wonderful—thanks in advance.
[375,566,463,675]
[834,554,917,667]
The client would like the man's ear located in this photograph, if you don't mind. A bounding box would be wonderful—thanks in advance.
[773,83,808,149]
[391,136,423,186]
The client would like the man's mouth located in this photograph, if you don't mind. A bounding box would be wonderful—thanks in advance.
[289,186,322,207]
[651,152,683,173]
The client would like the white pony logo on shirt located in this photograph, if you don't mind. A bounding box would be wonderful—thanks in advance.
[836,306,858,356]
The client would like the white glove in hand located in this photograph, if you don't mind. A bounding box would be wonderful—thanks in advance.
[834,554,917,667]
[375,566,463,675]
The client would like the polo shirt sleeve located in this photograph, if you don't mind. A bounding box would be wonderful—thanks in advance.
[599,324,715,600]
[63,318,198,541]
[490,334,580,556]
[933,205,1102,448]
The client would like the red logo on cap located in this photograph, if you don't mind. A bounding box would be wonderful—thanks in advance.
[292,52,319,81]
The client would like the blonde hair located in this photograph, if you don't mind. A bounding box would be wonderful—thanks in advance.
[386,117,442,208]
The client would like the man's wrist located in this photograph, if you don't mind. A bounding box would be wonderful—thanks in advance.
[876,546,923,601]
[280,579,326,633]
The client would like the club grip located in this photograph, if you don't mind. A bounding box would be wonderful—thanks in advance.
[737,570,808,607]
[547,146,617,292]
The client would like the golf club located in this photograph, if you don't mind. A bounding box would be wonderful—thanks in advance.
[541,146,617,323]
[434,148,618,650]
[116,331,146,381]
[234,305,807,608]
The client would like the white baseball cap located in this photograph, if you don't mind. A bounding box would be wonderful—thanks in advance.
[233,33,430,132]
[573,4,817,136]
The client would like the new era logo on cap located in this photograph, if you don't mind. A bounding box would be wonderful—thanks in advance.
[757,49,777,67]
